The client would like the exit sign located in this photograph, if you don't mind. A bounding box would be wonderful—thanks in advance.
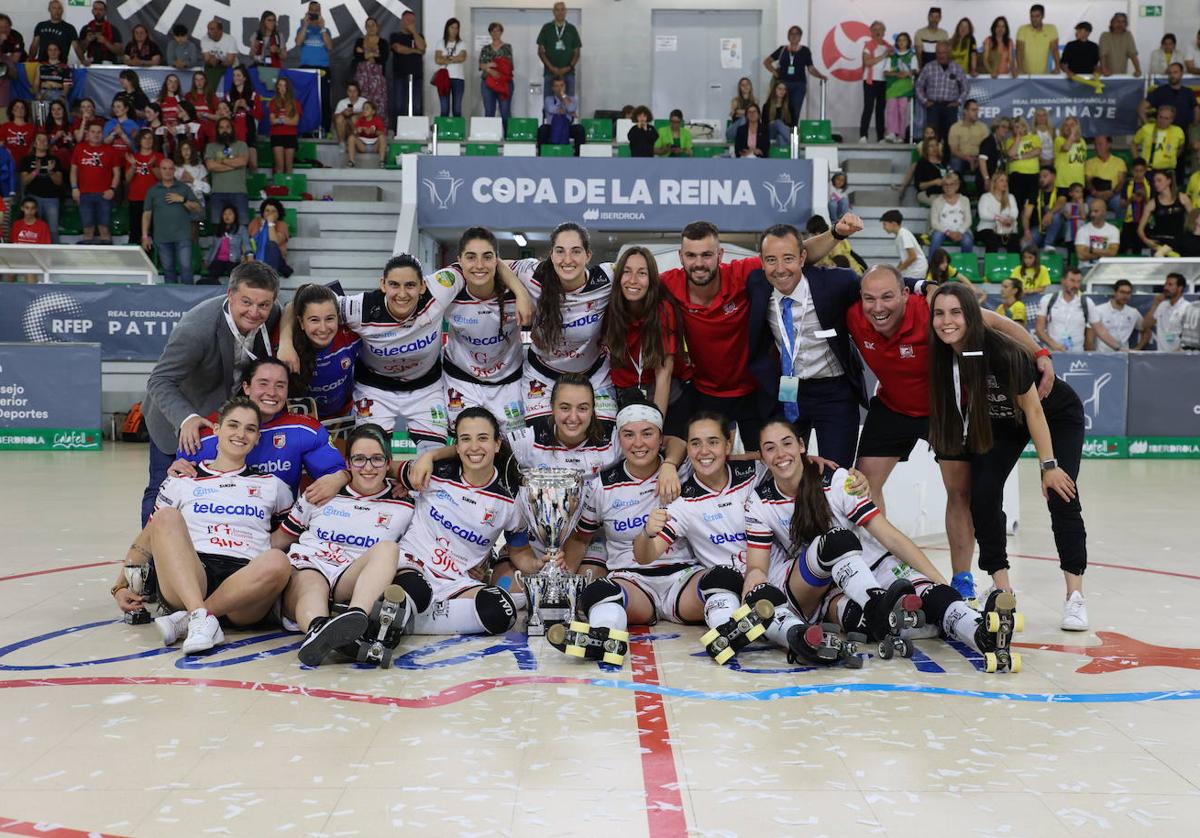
[1141,4,1163,16]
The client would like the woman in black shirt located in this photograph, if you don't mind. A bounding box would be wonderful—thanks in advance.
[928,284,1089,632]
[914,137,948,207]
[627,105,658,158]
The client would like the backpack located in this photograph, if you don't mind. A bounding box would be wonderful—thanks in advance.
[121,402,150,443]
[1045,291,1090,326]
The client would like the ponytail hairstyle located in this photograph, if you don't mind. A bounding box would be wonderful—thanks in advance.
[453,406,522,494]
[289,283,341,397]
[548,372,608,446]
[457,226,508,340]
[532,222,591,353]
[757,418,832,557]
[602,245,684,374]
[927,284,1029,455]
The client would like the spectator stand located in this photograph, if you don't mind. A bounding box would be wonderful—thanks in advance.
[0,243,155,284]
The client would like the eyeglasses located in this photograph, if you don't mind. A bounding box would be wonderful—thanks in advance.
[349,454,388,468]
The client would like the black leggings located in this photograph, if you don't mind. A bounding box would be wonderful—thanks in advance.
[860,81,886,140]
[970,397,1087,577]
[1008,172,1039,216]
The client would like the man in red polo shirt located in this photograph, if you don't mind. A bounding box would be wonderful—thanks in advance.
[658,217,857,449]
[845,264,1053,599]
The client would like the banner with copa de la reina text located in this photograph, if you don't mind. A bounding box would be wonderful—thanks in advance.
[0,284,225,362]
[0,342,101,451]
[416,157,815,232]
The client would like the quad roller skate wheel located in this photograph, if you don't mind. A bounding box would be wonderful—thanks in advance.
[565,620,591,656]
[846,654,864,669]
[897,639,913,658]
[986,612,1001,633]
[744,622,766,642]
[1010,652,1023,673]
[847,632,868,643]
[878,642,895,660]
[984,652,1001,673]
[699,626,720,647]
[713,646,735,665]
[1014,613,1025,632]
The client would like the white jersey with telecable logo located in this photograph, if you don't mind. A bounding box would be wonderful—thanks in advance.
[443,283,523,384]
[657,460,766,571]
[507,417,619,482]
[154,463,294,562]
[280,479,415,568]
[578,459,693,572]
[513,258,613,374]
[339,268,463,382]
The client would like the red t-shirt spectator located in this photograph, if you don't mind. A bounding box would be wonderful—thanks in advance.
[609,302,694,389]
[186,91,219,123]
[10,218,53,244]
[0,121,38,165]
[159,95,181,126]
[269,98,302,136]
[354,115,385,139]
[126,151,163,201]
[72,142,117,194]
[659,256,761,398]
[42,123,74,170]
[845,293,932,418]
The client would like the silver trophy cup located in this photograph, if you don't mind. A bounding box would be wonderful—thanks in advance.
[517,468,590,636]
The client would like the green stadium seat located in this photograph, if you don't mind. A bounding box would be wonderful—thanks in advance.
[653,118,670,132]
[984,252,1021,281]
[1042,250,1064,282]
[246,171,269,197]
[581,118,613,142]
[59,201,82,236]
[614,144,631,158]
[109,208,129,237]
[466,142,501,156]
[293,139,319,168]
[256,139,271,162]
[692,144,730,158]
[950,252,980,281]
[506,118,538,142]
[433,116,466,141]
[800,119,832,144]
[769,146,791,158]
[539,144,574,157]
[272,172,308,200]
[383,141,425,168]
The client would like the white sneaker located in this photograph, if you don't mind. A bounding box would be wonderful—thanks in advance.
[858,135,869,144]
[1061,592,1089,631]
[155,610,189,646]
[181,609,225,654]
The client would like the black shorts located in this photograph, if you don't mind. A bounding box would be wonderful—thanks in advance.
[271,134,298,149]
[198,552,250,596]
[856,397,968,462]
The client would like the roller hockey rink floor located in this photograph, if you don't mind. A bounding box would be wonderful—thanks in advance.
[2,446,1200,838]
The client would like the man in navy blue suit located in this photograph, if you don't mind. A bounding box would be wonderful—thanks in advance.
[746,222,866,467]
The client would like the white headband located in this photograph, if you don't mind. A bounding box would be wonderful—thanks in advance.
[615,404,663,431]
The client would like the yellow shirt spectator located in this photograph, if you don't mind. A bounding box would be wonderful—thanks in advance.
[1007,134,1042,176]
[1084,154,1127,193]
[1133,122,1186,170]
[996,300,1028,323]
[1009,264,1051,293]
[1017,23,1059,73]
[1054,136,1087,188]
[1186,171,1200,208]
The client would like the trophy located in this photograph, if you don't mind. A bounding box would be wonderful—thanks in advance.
[516,468,590,636]
[123,563,155,625]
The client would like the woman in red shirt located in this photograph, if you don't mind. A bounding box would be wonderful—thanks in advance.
[601,245,692,435]
[70,98,105,146]
[186,71,219,124]
[125,129,162,245]
[42,99,74,171]
[268,75,302,175]
[9,198,52,282]
[347,100,385,167]
[0,100,37,166]
[227,66,261,170]
[159,73,183,127]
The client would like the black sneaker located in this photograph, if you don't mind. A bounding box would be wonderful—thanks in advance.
[298,609,369,667]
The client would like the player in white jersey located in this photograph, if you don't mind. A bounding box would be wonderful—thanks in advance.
[543,404,691,667]
[745,418,1007,666]
[516,222,618,421]
[113,397,294,655]
[444,227,529,432]
[273,424,421,667]
[277,254,531,450]
[392,407,545,635]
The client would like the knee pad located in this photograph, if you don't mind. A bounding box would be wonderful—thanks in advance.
[698,565,744,599]
[579,578,624,613]
[745,582,787,610]
[812,527,863,573]
[393,569,433,614]
[474,586,517,634]
[841,599,868,634]
[921,583,962,634]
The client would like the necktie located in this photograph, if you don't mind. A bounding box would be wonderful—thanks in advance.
[780,297,799,422]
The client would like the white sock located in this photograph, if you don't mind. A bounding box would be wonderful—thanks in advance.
[831,554,877,607]
[945,600,980,648]
[763,605,804,649]
[587,601,627,632]
[702,591,740,628]
[410,599,484,635]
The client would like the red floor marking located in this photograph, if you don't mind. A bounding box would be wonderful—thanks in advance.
[0,561,122,584]
[924,547,1200,583]
[0,817,129,838]
[628,627,688,838]
[0,674,597,709]
[1013,631,1200,674]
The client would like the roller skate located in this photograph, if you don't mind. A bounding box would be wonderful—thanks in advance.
[700,600,775,665]
[299,608,369,667]
[546,620,629,667]
[123,562,158,625]
[353,585,411,669]
[975,590,1023,673]
[786,622,866,669]
[867,579,925,659]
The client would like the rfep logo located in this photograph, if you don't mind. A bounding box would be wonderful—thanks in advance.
[821,21,873,82]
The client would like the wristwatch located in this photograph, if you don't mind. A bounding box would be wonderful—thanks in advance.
[1039,458,1058,473]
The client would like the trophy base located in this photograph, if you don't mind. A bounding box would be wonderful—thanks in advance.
[528,605,573,637]
[124,609,152,625]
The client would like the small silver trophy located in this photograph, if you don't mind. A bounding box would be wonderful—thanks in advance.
[123,563,153,625]
[517,468,590,636]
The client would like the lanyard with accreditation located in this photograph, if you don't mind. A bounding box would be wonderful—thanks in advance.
[776,288,836,402]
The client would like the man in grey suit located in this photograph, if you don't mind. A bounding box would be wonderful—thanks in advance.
[140,262,282,524]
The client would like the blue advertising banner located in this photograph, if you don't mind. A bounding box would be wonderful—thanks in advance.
[0,284,224,362]
[1054,352,1128,437]
[959,76,1146,137]
[417,157,815,231]
[0,342,101,451]
[1127,353,1200,438]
